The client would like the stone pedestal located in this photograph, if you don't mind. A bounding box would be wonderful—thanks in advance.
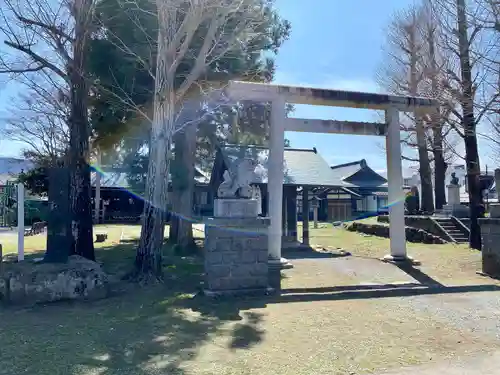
[490,203,500,218]
[203,213,272,296]
[214,198,259,218]
[443,185,469,217]
[479,218,500,278]
[495,169,500,201]
[448,185,460,205]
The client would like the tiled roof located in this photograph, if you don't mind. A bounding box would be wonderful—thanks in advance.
[91,166,210,189]
[219,145,345,187]
[330,159,387,188]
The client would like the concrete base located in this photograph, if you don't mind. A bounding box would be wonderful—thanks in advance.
[381,254,421,266]
[214,198,259,218]
[442,204,470,218]
[490,203,500,218]
[202,287,275,298]
[268,257,293,291]
[268,257,293,270]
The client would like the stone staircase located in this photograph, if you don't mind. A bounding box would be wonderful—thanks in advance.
[434,217,469,244]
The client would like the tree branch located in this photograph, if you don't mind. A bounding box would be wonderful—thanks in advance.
[3,41,67,79]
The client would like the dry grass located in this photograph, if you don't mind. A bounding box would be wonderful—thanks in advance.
[1,222,499,375]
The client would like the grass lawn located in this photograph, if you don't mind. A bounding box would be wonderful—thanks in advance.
[0,222,498,375]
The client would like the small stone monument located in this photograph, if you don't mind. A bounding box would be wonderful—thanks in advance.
[479,168,500,277]
[443,172,469,217]
[490,168,500,218]
[204,158,272,296]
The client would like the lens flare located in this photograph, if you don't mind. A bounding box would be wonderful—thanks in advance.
[91,161,407,237]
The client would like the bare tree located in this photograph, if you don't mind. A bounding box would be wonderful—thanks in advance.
[378,5,436,213]
[0,74,69,163]
[430,0,500,249]
[420,0,459,209]
[130,0,268,281]
[0,0,97,260]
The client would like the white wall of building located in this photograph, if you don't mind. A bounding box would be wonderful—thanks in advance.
[365,195,378,212]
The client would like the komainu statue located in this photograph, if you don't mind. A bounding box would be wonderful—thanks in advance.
[217,158,257,199]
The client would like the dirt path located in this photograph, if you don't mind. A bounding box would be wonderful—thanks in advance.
[376,350,500,375]
[171,254,500,375]
[3,247,499,375]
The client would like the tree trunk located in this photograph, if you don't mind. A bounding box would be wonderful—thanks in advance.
[457,0,483,250]
[433,126,447,209]
[416,116,435,213]
[136,111,173,279]
[427,21,446,210]
[408,14,434,214]
[170,124,197,251]
[68,1,94,261]
[135,20,176,279]
[168,199,179,243]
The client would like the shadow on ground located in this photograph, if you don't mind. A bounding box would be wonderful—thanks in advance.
[0,241,269,375]
[3,240,500,375]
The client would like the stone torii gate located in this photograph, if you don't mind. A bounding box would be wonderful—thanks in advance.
[225,81,437,266]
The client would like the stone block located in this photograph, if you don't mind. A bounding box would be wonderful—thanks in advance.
[232,238,245,252]
[214,199,259,218]
[203,216,270,293]
[218,238,232,252]
[231,265,252,278]
[249,263,268,277]
[222,251,239,265]
[257,250,269,262]
[205,252,223,265]
[241,251,257,264]
[0,277,6,302]
[207,277,232,291]
[209,265,230,278]
[480,219,500,277]
[490,204,500,218]
[254,236,268,249]
[235,278,260,289]
[3,255,109,305]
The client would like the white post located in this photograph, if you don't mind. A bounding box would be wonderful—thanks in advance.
[17,183,24,261]
[384,106,408,261]
[94,150,101,224]
[268,97,286,264]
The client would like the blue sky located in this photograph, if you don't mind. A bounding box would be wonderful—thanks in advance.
[272,0,493,174]
[0,0,494,175]
[274,0,415,173]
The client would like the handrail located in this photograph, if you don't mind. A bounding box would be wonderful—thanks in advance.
[430,217,455,243]
[451,216,470,236]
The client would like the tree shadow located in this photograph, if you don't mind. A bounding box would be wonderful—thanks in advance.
[229,311,265,350]
[182,294,268,351]
[270,284,500,304]
[0,240,248,375]
[0,270,249,375]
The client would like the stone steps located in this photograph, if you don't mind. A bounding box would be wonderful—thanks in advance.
[434,218,469,243]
